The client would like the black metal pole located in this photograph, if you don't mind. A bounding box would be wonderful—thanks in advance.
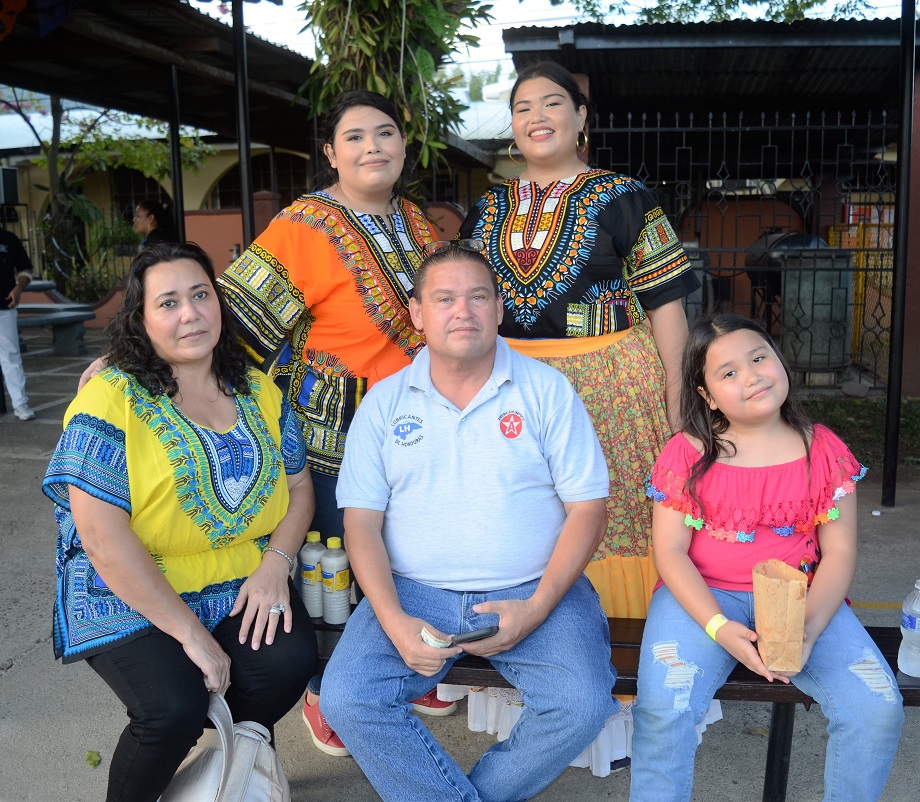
[882,3,915,507]
[761,702,796,802]
[232,0,254,246]
[269,146,278,199]
[168,64,185,242]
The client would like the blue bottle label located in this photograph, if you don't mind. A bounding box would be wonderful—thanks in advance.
[902,612,919,630]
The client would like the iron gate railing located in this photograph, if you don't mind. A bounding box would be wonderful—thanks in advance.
[590,109,898,386]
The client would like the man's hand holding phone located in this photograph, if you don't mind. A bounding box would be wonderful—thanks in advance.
[452,626,499,645]
[420,625,500,650]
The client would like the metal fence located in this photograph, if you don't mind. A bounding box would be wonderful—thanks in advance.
[590,109,897,386]
[7,203,137,304]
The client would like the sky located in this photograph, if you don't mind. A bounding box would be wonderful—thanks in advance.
[189,0,596,79]
[190,0,903,81]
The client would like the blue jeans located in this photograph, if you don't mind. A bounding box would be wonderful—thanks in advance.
[322,574,618,802]
[630,586,904,802]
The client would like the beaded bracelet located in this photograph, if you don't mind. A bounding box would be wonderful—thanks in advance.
[264,546,295,573]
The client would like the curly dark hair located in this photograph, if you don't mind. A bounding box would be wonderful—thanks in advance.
[105,242,251,398]
[680,314,812,508]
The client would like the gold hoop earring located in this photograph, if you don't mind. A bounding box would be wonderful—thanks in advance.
[577,130,589,153]
[507,142,524,164]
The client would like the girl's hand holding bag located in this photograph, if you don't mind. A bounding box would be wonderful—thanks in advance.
[159,691,291,802]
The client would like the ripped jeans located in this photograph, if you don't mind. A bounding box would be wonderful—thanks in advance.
[630,586,904,802]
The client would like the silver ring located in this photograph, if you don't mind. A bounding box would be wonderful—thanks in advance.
[269,603,285,615]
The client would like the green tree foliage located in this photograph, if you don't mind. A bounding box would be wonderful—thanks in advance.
[469,64,506,102]
[0,88,213,213]
[553,0,871,23]
[0,87,213,296]
[299,0,494,169]
[442,64,507,102]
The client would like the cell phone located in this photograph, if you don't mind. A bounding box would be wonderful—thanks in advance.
[452,625,499,644]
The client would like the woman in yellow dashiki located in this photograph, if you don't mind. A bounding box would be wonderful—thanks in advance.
[44,243,317,802]
[455,61,714,773]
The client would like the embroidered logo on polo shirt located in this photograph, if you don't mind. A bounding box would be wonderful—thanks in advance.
[499,411,524,439]
[392,415,424,447]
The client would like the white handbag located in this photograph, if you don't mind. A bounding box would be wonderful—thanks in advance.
[159,692,291,802]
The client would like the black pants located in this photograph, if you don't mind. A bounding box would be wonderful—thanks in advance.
[87,586,316,802]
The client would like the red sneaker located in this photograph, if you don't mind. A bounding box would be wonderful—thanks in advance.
[411,688,457,717]
[302,696,351,756]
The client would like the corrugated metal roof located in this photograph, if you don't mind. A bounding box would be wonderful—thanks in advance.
[503,18,906,117]
[0,0,315,152]
[456,100,512,145]
[0,0,493,167]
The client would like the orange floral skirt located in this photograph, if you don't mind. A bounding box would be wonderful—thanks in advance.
[509,323,671,619]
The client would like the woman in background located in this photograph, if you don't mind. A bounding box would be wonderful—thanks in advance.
[133,199,178,247]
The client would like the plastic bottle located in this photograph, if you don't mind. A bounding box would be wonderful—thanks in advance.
[298,531,325,619]
[898,579,920,677]
[321,536,351,625]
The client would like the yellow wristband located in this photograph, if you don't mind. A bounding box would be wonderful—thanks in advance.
[705,613,729,641]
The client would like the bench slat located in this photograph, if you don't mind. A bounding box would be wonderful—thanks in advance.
[17,311,94,326]
[17,302,94,314]
[314,617,919,705]
[312,615,915,802]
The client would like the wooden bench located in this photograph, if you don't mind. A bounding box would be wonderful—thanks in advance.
[16,304,95,356]
[313,617,919,802]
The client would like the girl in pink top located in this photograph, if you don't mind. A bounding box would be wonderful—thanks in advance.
[630,314,903,802]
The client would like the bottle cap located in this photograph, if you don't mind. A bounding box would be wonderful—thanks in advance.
[307,531,321,542]
[327,536,343,550]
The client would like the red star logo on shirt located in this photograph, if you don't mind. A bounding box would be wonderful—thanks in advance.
[500,413,523,439]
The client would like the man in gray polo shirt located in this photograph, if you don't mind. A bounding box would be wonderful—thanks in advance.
[321,244,617,802]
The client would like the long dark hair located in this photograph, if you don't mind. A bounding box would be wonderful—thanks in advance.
[137,199,178,242]
[509,61,591,118]
[105,242,251,398]
[681,314,813,500]
[313,90,405,192]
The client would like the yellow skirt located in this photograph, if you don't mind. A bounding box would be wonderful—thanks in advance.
[509,324,670,702]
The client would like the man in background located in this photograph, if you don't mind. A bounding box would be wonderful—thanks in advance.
[0,223,36,420]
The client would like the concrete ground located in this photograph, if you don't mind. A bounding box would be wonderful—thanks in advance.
[1,326,917,802]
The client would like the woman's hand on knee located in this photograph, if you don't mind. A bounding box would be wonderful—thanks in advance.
[231,559,292,650]
[182,630,231,694]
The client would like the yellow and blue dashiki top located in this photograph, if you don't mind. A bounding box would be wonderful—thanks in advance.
[42,366,306,663]
[459,169,699,338]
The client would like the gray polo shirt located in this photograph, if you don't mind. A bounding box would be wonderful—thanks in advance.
[337,337,609,590]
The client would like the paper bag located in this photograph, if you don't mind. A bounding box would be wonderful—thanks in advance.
[752,559,807,672]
